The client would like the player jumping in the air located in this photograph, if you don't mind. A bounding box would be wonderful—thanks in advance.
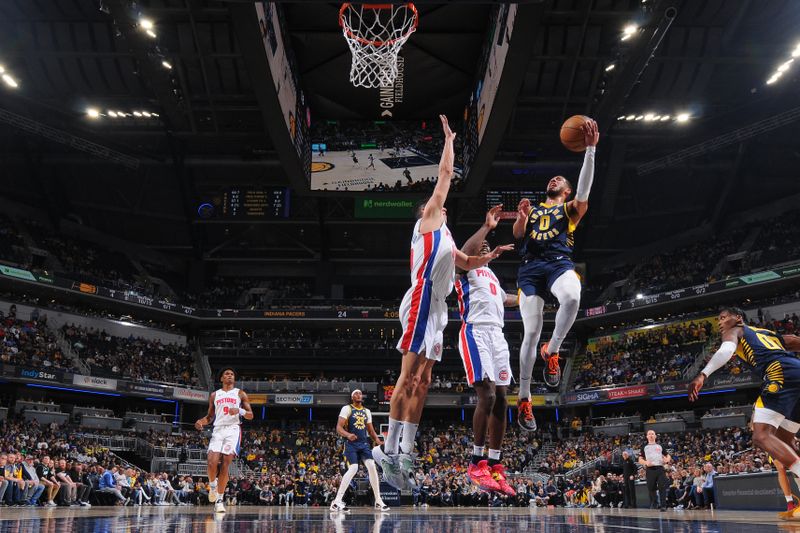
[373,115,513,490]
[689,307,800,520]
[514,119,599,432]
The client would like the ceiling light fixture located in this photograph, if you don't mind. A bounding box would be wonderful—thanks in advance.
[605,63,616,72]
[162,60,172,70]
[140,18,154,30]
[145,29,156,39]
[1,74,18,88]
[676,113,690,123]
[87,108,100,119]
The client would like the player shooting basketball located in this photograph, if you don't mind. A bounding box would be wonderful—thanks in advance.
[514,118,599,432]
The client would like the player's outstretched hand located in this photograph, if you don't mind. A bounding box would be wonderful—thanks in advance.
[687,374,705,402]
[194,419,205,431]
[517,199,531,220]
[583,118,599,147]
[485,204,503,230]
[440,114,456,142]
[488,244,515,259]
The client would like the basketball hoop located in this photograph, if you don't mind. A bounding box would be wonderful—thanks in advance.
[339,3,418,88]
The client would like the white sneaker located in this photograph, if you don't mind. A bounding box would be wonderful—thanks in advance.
[208,485,218,503]
[398,453,418,489]
[214,500,226,513]
[329,500,350,513]
[372,446,405,490]
[374,502,390,512]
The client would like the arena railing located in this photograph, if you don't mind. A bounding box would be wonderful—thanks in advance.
[239,380,379,393]
[75,433,138,452]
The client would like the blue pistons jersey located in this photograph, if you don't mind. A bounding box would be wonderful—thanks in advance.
[519,202,577,260]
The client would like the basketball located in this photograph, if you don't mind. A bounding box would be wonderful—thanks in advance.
[560,115,589,152]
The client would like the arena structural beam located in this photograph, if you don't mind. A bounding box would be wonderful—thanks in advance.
[105,0,192,133]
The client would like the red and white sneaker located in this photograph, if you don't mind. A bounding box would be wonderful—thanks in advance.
[541,342,562,388]
[490,464,517,497]
[468,460,501,492]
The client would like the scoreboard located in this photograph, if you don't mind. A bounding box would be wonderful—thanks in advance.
[485,190,547,219]
[222,187,290,219]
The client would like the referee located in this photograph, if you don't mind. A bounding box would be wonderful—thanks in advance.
[638,429,671,511]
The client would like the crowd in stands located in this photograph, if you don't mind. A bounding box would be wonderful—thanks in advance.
[0,305,79,373]
[0,215,29,267]
[61,324,196,387]
[573,320,713,390]
[748,209,800,270]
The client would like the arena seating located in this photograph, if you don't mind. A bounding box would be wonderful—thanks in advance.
[0,311,79,373]
[571,319,713,390]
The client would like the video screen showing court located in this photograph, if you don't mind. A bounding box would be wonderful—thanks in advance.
[309,120,464,192]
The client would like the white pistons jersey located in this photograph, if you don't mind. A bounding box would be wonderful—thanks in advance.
[408,219,457,299]
[213,387,241,427]
[455,267,507,328]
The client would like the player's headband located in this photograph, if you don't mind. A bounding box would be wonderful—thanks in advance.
[351,389,362,398]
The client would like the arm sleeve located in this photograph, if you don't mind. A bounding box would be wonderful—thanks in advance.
[700,341,738,377]
[575,146,595,202]
[365,408,372,424]
[338,405,350,420]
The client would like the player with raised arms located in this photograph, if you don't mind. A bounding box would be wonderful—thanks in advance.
[373,115,513,489]
[514,118,599,432]
[195,367,253,513]
[688,307,800,519]
[456,205,519,497]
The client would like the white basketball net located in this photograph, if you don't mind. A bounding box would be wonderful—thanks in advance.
[339,3,418,88]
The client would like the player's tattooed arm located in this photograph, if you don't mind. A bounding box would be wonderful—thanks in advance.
[512,198,531,240]
[195,392,216,430]
[782,334,800,352]
[461,205,502,257]
[234,390,255,421]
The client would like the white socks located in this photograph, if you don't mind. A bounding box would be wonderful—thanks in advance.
[400,421,418,454]
[488,449,501,461]
[547,271,581,354]
[519,293,545,399]
[385,418,403,454]
[364,459,383,503]
[472,444,484,457]
[334,464,359,503]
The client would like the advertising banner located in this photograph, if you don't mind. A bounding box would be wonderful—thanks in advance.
[171,387,210,403]
[563,390,604,404]
[72,374,118,391]
[119,382,169,397]
[16,367,62,382]
[606,385,648,400]
[271,394,313,405]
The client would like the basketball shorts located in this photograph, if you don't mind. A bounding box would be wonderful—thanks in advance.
[517,257,574,297]
[344,441,372,465]
[396,280,448,361]
[458,323,512,386]
[208,425,242,456]
[753,357,800,431]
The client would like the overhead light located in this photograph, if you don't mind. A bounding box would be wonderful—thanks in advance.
[605,63,616,72]
[133,111,142,117]
[140,18,154,30]
[142,111,152,117]
[152,113,159,117]
[617,115,626,120]
[108,110,118,117]
[87,108,100,119]
[676,113,690,123]
[145,29,156,39]
[644,113,656,121]
[0,65,4,74]
[625,115,635,121]
[652,115,662,120]
[635,115,644,121]
[777,59,793,73]
[793,45,800,58]
[766,74,780,85]
[162,60,172,70]
[660,115,671,121]
[1,74,18,88]
[636,293,644,300]
[622,24,638,41]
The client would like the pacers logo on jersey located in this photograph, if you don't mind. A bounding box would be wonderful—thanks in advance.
[529,207,564,242]
[353,412,366,430]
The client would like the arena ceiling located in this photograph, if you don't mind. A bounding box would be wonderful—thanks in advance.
[0,0,798,274]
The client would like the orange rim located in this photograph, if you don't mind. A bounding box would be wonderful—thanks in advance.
[339,3,419,47]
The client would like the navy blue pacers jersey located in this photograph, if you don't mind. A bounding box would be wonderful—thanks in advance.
[735,325,799,384]
[339,404,371,444]
[519,202,577,261]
